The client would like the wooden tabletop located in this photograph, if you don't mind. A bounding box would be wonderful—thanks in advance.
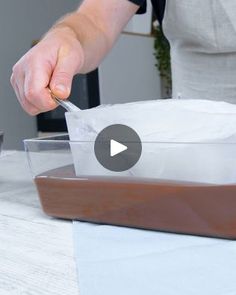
[0,151,79,294]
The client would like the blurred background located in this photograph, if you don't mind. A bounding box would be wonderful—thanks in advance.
[0,0,162,150]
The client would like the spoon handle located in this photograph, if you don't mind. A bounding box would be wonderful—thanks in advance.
[53,96,80,112]
[49,89,80,112]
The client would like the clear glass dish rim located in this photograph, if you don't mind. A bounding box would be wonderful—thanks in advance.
[23,134,236,145]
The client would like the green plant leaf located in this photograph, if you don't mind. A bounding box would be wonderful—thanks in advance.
[154,26,172,95]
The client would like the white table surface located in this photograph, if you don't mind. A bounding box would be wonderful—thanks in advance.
[0,151,79,295]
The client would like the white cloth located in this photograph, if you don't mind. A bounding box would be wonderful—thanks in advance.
[163,0,236,103]
[73,221,236,295]
[0,152,78,294]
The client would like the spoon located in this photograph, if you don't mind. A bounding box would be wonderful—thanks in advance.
[49,89,80,112]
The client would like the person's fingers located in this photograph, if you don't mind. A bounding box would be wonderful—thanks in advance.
[50,47,81,99]
[12,57,57,113]
[11,28,84,115]
[24,62,58,111]
[11,74,41,116]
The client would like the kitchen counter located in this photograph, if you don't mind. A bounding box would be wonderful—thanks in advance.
[0,151,78,294]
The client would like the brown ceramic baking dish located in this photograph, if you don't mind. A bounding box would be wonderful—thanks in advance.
[24,135,236,239]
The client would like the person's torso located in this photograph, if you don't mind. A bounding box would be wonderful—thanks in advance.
[153,0,236,103]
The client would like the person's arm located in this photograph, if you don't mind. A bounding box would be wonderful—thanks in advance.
[10,0,139,115]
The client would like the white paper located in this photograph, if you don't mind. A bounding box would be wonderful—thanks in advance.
[73,221,236,295]
[66,99,236,183]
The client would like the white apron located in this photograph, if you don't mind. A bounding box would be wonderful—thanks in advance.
[163,0,236,103]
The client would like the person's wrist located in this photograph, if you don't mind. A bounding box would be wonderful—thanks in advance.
[52,12,82,40]
[45,22,78,42]
[42,18,85,74]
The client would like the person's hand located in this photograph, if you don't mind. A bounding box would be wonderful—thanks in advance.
[10,26,84,115]
[11,0,139,116]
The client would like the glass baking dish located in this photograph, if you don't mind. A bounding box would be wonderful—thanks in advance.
[24,134,236,239]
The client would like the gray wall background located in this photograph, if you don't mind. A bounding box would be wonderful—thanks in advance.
[99,33,161,105]
[0,0,80,149]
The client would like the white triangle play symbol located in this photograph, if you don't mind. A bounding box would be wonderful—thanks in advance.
[110,139,128,157]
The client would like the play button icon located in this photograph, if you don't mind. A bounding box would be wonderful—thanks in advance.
[110,140,127,157]
[94,124,142,172]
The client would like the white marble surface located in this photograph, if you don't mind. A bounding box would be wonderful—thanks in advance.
[0,151,79,295]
